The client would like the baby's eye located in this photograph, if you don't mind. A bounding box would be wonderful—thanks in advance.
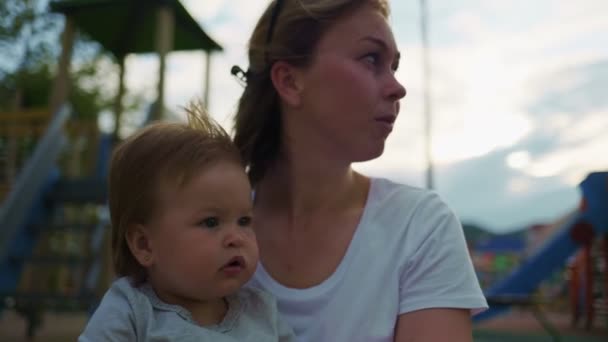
[200,217,219,228]
[238,216,252,227]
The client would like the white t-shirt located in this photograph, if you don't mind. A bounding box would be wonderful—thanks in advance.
[248,177,488,342]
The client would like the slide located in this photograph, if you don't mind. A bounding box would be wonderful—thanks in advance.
[474,172,608,321]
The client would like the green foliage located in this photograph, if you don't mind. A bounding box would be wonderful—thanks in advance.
[0,0,59,78]
[0,0,142,120]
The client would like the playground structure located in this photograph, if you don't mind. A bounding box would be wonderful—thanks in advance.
[0,0,222,339]
[0,106,111,338]
[568,226,608,330]
[476,172,608,337]
[48,0,222,136]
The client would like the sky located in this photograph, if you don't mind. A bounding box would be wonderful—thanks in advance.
[110,0,607,233]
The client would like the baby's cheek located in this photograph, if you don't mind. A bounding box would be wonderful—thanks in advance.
[245,229,257,239]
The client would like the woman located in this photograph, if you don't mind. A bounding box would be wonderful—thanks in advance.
[232,0,488,341]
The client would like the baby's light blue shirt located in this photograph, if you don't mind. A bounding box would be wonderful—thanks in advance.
[79,277,295,341]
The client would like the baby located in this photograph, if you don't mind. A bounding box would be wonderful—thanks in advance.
[79,103,295,341]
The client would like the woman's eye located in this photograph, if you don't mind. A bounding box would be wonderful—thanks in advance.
[362,53,380,66]
[391,61,399,73]
[200,217,219,228]
[238,216,252,227]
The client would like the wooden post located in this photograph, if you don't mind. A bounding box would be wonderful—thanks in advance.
[97,228,114,297]
[152,5,175,121]
[569,255,580,327]
[6,106,19,187]
[583,243,594,330]
[112,55,126,139]
[604,236,608,328]
[203,52,211,109]
[49,17,76,115]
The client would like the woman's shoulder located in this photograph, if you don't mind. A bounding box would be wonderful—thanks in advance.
[364,176,462,248]
[368,176,451,215]
[364,177,467,263]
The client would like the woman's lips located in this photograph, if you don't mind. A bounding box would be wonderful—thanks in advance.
[375,115,396,133]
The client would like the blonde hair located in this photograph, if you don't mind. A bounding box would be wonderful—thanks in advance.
[233,0,390,184]
[109,102,242,283]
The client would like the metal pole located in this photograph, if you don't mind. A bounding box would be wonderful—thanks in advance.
[420,0,434,189]
[203,51,211,109]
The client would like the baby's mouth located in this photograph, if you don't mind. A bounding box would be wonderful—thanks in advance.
[220,256,246,272]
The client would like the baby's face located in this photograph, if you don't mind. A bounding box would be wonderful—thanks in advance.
[144,160,257,307]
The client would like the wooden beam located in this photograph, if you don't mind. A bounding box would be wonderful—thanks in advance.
[49,17,75,115]
[112,55,126,139]
[0,109,50,121]
[152,5,175,121]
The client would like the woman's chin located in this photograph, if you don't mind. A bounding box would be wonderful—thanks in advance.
[352,144,386,163]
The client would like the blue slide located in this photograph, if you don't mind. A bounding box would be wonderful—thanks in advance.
[475,172,608,321]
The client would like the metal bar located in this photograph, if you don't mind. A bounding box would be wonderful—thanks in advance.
[420,0,434,189]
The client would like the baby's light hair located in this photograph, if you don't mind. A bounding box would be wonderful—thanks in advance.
[184,100,231,142]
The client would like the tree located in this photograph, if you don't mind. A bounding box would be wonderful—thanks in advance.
[0,0,141,120]
[0,0,58,110]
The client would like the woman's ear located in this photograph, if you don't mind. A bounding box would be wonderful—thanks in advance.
[270,61,303,107]
[125,224,155,267]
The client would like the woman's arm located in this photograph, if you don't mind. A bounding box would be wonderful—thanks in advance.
[394,308,472,342]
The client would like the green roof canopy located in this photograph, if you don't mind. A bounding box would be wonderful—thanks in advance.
[50,0,222,57]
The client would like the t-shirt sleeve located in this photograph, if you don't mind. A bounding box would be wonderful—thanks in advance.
[398,192,488,315]
[78,280,137,341]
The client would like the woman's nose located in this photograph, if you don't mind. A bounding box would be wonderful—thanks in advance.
[388,75,407,101]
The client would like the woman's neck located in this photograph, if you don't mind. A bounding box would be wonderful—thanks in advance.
[255,154,366,219]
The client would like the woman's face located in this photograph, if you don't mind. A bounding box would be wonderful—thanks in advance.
[292,3,406,163]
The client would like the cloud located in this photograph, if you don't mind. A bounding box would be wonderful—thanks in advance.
[437,148,581,232]
[434,57,608,230]
[511,60,608,183]
[181,0,225,22]
[527,60,608,116]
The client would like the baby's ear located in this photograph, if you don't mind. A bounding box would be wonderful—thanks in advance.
[125,224,155,267]
[270,61,304,107]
